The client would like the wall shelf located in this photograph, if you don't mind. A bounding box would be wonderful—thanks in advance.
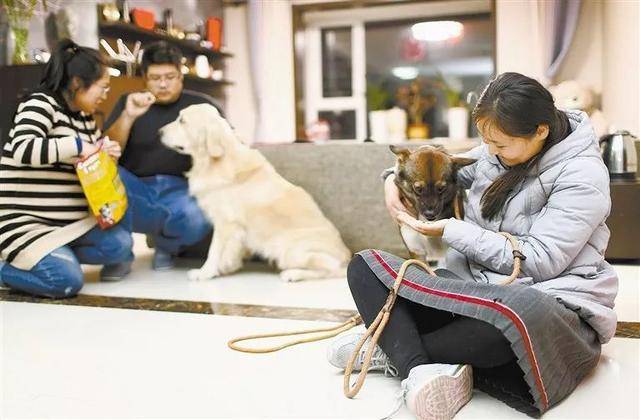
[98,21,232,61]
[109,62,233,88]
[97,10,232,109]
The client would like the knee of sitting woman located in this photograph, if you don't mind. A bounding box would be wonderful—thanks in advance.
[347,254,370,288]
[47,265,84,298]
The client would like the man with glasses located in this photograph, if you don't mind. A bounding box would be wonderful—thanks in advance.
[104,41,220,271]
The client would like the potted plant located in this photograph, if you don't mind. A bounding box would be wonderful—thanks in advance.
[396,77,437,140]
[366,83,390,142]
[436,72,469,139]
[1,0,47,64]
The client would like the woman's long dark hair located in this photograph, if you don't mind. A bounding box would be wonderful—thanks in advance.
[472,72,570,220]
[40,39,108,96]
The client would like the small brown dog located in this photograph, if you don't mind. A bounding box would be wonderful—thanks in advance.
[390,145,476,262]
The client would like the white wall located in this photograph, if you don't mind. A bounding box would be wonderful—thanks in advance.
[555,0,603,94]
[248,0,296,143]
[27,0,99,50]
[602,0,640,135]
[223,4,255,144]
[496,0,639,135]
[495,0,540,79]
[224,1,296,144]
[496,0,603,91]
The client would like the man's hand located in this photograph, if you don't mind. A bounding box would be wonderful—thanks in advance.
[384,174,416,223]
[397,211,450,237]
[124,92,155,119]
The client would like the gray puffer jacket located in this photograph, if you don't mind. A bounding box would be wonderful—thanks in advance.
[444,110,618,343]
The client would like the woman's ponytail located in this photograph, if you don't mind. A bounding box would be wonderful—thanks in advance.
[40,39,78,92]
[39,38,107,95]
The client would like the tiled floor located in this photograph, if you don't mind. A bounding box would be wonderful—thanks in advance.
[2,235,639,419]
[2,302,638,419]
[78,235,640,322]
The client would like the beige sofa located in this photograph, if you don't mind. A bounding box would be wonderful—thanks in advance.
[257,140,478,258]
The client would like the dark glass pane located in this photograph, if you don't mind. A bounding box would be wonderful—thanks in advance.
[322,27,352,97]
[318,110,356,140]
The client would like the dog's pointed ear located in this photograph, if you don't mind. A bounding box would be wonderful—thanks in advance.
[389,145,411,161]
[451,156,477,170]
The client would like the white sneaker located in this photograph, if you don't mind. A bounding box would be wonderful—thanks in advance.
[327,333,398,377]
[400,364,473,420]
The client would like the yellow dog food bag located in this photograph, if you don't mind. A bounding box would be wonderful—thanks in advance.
[75,148,128,229]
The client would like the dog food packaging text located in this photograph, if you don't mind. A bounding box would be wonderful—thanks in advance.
[75,148,128,229]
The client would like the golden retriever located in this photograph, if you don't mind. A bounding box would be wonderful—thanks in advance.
[159,104,351,282]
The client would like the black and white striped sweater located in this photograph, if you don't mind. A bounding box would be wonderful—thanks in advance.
[0,90,98,270]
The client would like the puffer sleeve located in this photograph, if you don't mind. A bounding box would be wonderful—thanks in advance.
[442,158,611,282]
[455,145,484,189]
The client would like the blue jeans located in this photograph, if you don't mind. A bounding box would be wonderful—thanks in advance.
[117,168,211,254]
[0,168,210,298]
[0,223,133,298]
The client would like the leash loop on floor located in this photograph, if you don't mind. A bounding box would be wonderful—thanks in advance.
[227,314,362,353]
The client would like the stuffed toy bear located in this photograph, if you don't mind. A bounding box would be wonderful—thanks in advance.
[548,80,608,138]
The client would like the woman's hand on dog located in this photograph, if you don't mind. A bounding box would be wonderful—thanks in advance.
[384,174,416,221]
[397,211,449,237]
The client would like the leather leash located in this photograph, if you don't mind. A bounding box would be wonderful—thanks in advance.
[227,195,526,400]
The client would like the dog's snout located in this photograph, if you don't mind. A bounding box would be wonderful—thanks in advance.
[423,210,438,221]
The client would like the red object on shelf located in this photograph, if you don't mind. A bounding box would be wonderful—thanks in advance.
[132,8,155,30]
[206,17,223,51]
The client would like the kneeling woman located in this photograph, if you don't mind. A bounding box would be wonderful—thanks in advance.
[329,72,618,419]
[0,40,135,297]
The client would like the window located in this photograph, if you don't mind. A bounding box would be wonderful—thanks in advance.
[322,27,352,98]
[318,110,357,140]
[366,15,494,138]
[296,0,494,142]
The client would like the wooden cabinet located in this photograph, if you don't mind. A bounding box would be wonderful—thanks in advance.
[0,64,44,145]
[606,179,640,261]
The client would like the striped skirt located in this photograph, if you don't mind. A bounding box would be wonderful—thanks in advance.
[357,249,601,416]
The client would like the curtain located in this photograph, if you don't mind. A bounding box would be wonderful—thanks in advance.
[539,0,582,83]
[247,0,296,143]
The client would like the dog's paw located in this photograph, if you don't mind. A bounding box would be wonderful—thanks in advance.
[279,269,308,283]
[188,268,219,281]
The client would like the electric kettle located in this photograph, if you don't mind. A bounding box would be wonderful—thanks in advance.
[600,130,638,179]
